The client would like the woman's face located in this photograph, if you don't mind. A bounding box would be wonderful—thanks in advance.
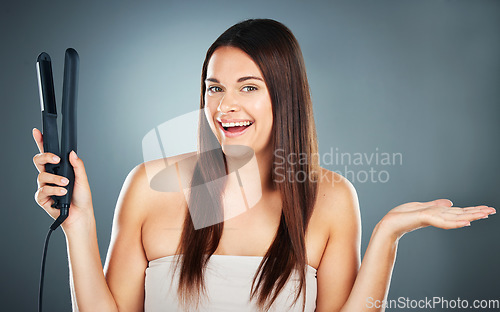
[204,46,273,158]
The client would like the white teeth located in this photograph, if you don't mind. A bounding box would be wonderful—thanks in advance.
[221,121,253,127]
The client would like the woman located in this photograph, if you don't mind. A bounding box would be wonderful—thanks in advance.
[32,19,495,312]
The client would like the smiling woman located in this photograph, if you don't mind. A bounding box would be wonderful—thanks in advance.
[204,47,274,158]
[168,20,323,312]
[31,18,495,312]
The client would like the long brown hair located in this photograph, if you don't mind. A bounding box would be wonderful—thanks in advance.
[171,18,319,311]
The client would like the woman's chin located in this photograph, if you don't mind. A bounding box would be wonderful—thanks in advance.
[221,143,255,159]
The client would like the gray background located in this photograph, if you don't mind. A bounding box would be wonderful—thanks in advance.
[1,0,499,311]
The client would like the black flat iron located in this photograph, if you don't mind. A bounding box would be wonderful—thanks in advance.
[36,48,79,312]
[36,48,78,230]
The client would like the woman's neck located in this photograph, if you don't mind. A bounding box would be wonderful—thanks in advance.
[224,147,275,195]
[222,147,279,221]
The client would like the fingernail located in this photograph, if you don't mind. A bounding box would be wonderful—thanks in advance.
[60,188,67,194]
[53,155,60,162]
[72,150,78,159]
[464,222,471,227]
[61,177,69,185]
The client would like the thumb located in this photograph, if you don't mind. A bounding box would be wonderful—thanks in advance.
[430,198,453,207]
[69,150,89,184]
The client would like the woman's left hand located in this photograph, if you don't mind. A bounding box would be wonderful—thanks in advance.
[378,199,496,240]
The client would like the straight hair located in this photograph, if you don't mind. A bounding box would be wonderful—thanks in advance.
[171,18,320,312]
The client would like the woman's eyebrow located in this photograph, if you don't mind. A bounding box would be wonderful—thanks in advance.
[205,76,264,83]
[237,76,264,83]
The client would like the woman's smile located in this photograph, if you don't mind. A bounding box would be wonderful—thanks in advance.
[217,119,254,138]
[204,46,273,157]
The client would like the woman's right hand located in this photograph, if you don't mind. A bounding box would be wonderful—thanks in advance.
[32,128,95,234]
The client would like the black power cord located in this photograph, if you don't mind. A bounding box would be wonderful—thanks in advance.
[39,227,54,312]
[38,205,69,312]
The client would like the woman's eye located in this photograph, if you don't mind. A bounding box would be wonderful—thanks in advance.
[242,86,257,92]
[208,86,223,93]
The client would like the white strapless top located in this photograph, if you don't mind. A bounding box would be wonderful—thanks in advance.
[144,254,317,311]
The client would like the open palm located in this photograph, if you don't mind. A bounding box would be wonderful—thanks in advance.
[381,199,495,239]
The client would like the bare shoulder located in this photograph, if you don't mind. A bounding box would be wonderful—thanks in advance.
[142,151,198,192]
[116,151,198,222]
[315,167,361,237]
[104,153,197,309]
[312,172,362,310]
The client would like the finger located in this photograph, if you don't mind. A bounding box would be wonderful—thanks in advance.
[424,214,472,230]
[34,187,64,219]
[461,205,495,214]
[37,185,68,197]
[427,207,495,229]
[442,210,491,222]
[35,186,68,213]
[35,185,68,208]
[32,128,44,153]
[426,198,453,207]
[68,150,89,186]
[33,152,61,173]
[444,206,494,215]
[37,171,70,188]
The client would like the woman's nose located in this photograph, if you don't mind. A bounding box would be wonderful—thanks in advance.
[217,93,240,113]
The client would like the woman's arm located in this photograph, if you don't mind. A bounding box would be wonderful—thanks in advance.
[313,168,495,312]
[103,163,150,311]
[339,199,495,312]
[33,128,150,311]
[32,128,117,311]
[66,163,150,312]
[65,215,118,311]
[314,171,361,312]
[338,219,397,312]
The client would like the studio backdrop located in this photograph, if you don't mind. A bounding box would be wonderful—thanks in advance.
[1,0,499,311]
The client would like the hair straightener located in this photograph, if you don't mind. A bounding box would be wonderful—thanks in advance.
[36,48,79,312]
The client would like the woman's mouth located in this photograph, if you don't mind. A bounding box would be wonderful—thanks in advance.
[218,120,254,138]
